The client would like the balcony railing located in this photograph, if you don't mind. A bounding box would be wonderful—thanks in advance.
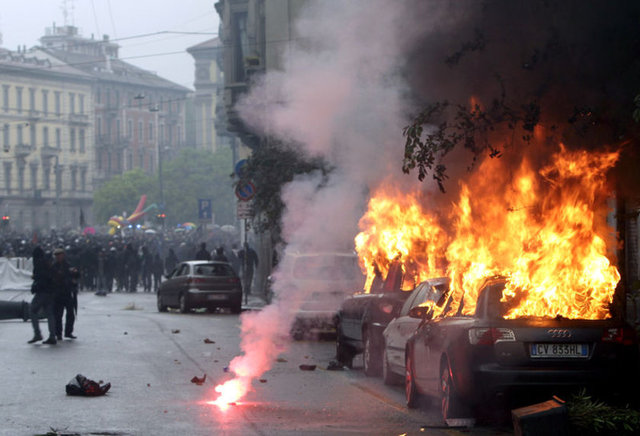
[40,145,60,158]
[69,113,90,124]
[14,143,33,157]
[96,135,130,148]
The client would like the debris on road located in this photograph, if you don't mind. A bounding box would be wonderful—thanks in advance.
[299,364,316,371]
[326,361,344,371]
[65,374,111,396]
[259,379,267,383]
[191,374,207,385]
[204,338,215,343]
[276,357,287,363]
[223,366,230,372]
[171,329,180,334]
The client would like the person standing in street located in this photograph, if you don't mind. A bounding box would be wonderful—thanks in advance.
[195,242,212,261]
[238,242,259,296]
[165,248,178,275]
[52,247,77,340]
[27,246,57,345]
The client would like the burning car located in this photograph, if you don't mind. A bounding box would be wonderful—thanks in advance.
[404,276,639,422]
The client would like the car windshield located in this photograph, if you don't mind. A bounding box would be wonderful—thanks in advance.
[292,255,361,280]
[193,263,235,277]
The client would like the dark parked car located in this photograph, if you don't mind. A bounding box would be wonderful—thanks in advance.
[405,276,639,422]
[335,261,414,375]
[157,261,242,314]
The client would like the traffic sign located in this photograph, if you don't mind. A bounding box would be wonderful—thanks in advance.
[235,159,248,178]
[235,181,256,201]
[198,199,212,219]
[237,201,253,219]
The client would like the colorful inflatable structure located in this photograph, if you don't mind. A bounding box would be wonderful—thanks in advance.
[107,195,157,235]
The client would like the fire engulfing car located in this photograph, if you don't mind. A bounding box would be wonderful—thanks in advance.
[382,277,449,384]
[157,261,242,314]
[404,276,639,422]
[276,252,365,340]
[335,260,415,374]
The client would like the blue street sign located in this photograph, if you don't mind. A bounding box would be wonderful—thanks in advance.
[198,199,212,220]
[235,159,248,178]
[235,181,256,201]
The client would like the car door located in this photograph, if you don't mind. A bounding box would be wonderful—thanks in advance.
[168,263,190,305]
[385,283,426,372]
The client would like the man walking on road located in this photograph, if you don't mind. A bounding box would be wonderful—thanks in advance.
[28,246,57,345]
[52,247,77,340]
[238,242,259,295]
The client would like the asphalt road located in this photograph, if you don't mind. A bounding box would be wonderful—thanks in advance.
[0,290,511,435]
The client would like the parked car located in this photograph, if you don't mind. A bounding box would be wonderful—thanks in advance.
[275,251,365,340]
[335,260,415,375]
[157,261,242,314]
[405,276,639,422]
[382,277,449,385]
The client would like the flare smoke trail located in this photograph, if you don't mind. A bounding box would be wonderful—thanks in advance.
[214,0,435,402]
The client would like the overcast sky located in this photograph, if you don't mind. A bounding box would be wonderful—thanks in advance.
[0,0,219,90]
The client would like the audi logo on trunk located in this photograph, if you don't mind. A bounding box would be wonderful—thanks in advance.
[547,328,572,338]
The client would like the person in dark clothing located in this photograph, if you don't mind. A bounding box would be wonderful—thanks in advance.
[123,243,140,292]
[52,247,77,340]
[165,248,178,275]
[226,243,241,274]
[213,246,228,262]
[152,252,163,292]
[104,247,116,292]
[195,242,212,261]
[140,246,153,292]
[28,246,57,345]
[238,243,259,295]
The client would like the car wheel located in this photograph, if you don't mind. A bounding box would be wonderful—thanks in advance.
[231,299,242,314]
[336,323,354,368]
[405,352,420,409]
[179,294,190,313]
[383,347,401,386]
[363,329,382,377]
[440,361,469,422]
[157,293,168,312]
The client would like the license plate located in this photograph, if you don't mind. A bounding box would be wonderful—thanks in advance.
[207,294,227,301]
[530,343,588,358]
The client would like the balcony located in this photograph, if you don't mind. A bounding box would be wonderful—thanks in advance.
[69,113,90,125]
[14,143,33,158]
[27,109,41,122]
[40,145,60,158]
[96,135,130,149]
[160,111,180,125]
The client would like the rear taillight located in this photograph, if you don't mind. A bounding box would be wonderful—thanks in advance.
[379,302,394,315]
[468,328,516,345]
[601,327,635,345]
[228,277,240,284]
[187,277,206,285]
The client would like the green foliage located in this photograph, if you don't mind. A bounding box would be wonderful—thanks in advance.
[567,389,640,435]
[240,140,328,243]
[402,93,540,192]
[93,147,235,226]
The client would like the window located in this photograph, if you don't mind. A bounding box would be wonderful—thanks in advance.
[42,127,49,147]
[55,166,62,194]
[30,124,36,146]
[69,92,75,114]
[3,124,9,151]
[42,90,48,115]
[138,121,143,140]
[117,119,121,137]
[56,128,61,149]
[4,162,12,193]
[70,128,76,151]
[71,167,77,191]
[97,116,102,137]
[80,168,86,191]
[18,165,24,193]
[79,129,85,153]
[149,122,154,141]
[30,164,38,189]
[128,119,133,138]
[54,91,61,115]
[42,166,50,190]
[79,94,85,114]
[2,85,9,112]
[29,88,36,111]
[16,87,23,113]
[17,125,23,145]
[96,88,101,104]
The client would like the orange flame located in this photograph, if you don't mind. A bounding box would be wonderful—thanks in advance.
[355,185,447,292]
[211,378,250,411]
[356,145,620,320]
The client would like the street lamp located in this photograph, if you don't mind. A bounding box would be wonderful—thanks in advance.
[149,104,163,227]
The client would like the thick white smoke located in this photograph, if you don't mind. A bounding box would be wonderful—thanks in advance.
[217,0,437,402]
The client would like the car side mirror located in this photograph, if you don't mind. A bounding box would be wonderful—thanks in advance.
[409,305,433,320]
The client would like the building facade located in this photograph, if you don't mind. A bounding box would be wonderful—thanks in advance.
[0,46,94,232]
[39,25,191,192]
